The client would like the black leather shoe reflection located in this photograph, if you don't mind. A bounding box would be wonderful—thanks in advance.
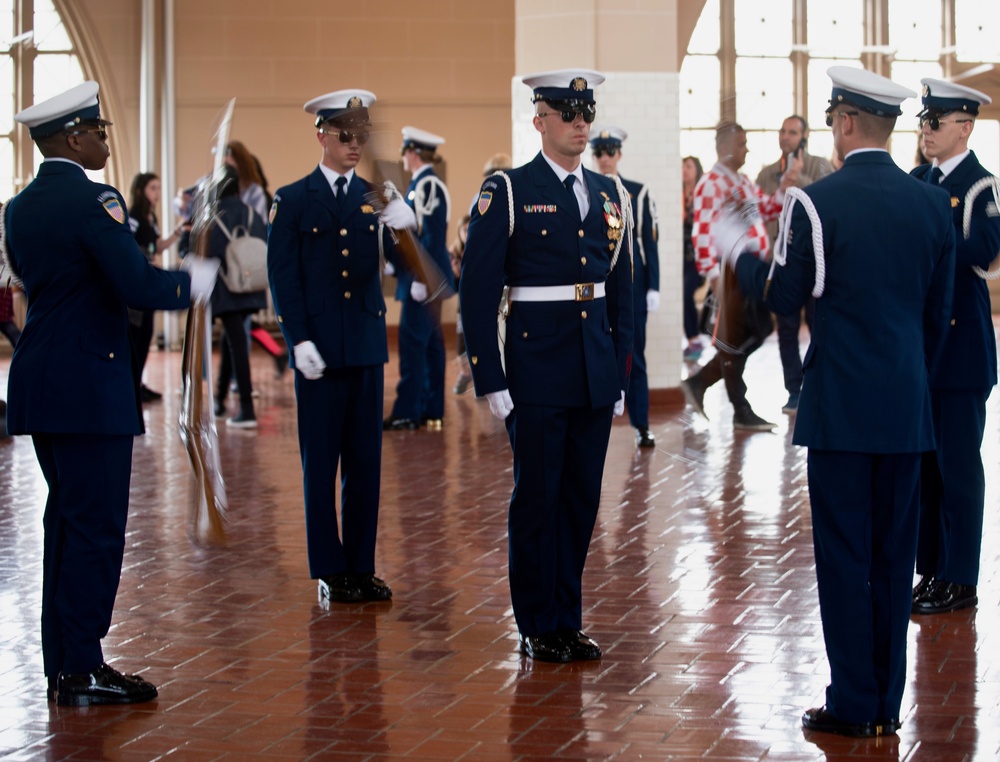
[383,418,420,431]
[911,580,977,615]
[318,574,364,603]
[354,573,393,601]
[56,663,157,707]
[802,706,899,738]
[559,629,602,660]
[518,632,572,663]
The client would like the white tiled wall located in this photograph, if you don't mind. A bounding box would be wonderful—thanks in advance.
[510,72,683,391]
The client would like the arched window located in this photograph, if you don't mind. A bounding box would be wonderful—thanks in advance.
[681,0,999,180]
[1,0,98,201]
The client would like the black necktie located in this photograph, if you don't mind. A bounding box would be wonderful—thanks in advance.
[334,176,347,205]
[563,175,581,219]
[928,167,943,185]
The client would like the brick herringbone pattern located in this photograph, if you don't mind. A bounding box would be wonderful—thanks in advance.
[1,330,998,760]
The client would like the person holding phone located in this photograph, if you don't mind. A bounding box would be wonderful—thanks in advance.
[756,116,833,414]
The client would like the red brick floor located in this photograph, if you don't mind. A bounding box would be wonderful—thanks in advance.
[1,333,998,760]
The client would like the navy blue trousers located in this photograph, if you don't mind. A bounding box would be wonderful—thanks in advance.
[295,365,383,578]
[775,298,814,395]
[626,307,649,430]
[33,433,134,678]
[916,388,990,585]
[391,297,445,421]
[808,449,920,724]
[504,402,613,636]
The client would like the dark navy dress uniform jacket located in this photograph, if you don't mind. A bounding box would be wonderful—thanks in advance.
[460,152,633,408]
[266,166,395,369]
[621,176,659,302]
[911,152,999,392]
[737,151,955,453]
[4,160,191,435]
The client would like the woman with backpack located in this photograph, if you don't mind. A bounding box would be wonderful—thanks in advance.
[208,165,268,428]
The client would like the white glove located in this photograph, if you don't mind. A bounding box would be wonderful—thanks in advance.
[183,257,221,302]
[613,390,625,417]
[645,289,660,313]
[293,341,326,380]
[379,198,417,230]
[410,281,428,302]
[383,261,396,276]
[713,208,750,271]
[486,389,514,420]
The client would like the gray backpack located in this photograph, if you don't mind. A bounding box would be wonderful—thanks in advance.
[216,205,267,293]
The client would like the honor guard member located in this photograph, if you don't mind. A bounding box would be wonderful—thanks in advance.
[2,82,218,705]
[460,69,634,663]
[266,89,408,605]
[911,79,999,615]
[590,126,660,447]
[383,126,454,431]
[723,66,954,737]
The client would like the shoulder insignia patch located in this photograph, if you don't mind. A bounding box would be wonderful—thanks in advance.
[269,196,279,224]
[478,190,493,216]
[98,191,125,224]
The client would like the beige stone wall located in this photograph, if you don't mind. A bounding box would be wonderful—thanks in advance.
[67,0,515,252]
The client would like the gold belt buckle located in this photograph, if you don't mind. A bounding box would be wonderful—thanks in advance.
[574,282,595,301]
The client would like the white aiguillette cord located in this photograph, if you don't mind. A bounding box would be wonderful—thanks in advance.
[767,186,826,301]
[965,176,1000,280]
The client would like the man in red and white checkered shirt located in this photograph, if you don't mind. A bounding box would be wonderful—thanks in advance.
[681,122,800,430]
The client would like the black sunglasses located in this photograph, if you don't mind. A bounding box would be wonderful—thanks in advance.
[592,147,619,158]
[68,127,108,142]
[323,128,370,145]
[920,114,973,131]
[825,110,859,127]
[537,103,597,124]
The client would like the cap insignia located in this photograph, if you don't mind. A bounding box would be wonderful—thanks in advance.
[600,130,609,139]
[571,77,587,92]
[922,84,930,97]
[347,96,362,108]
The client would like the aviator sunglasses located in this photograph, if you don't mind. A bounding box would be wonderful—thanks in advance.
[920,113,973,131]
[825,110,859,127]
[322,128,370,145]
[537,102,597,124]
[592,146,619,158]
[67,127,108,141]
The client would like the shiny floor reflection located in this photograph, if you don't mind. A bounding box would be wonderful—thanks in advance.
[1,331,998,761]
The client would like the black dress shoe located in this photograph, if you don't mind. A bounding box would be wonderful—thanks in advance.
[636,428,655,448]
[519,632,572,663]
[912,574,936,602]
[559,629,602,660]
[911,580,977,615]
[354,573,393,601]
[57,663,157,707]
[383,417,420,431]
[802,706,898,738]
[318,574,364,603]
[140,384,162,403]
[47,676,56,702]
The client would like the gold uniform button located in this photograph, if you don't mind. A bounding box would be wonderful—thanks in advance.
[342,249,349,256]
[951,318,957,326]
[312,227,318,233]
[176,285,181,298]
[578,230,584,238]
[581,311,588,319]
[109,352,115,359]
[608,243,614,251]
[471,355,478,365]
[378,310,383,317]
[522,331,528,338]
[340,228,348,236]
[369,224,376,231]
[580,257,587,265]
[342,270,349,278]
[277,316,283,323]
[541,229,548,236]
[345,291,351,299]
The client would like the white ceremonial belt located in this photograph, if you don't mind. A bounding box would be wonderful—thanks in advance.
[508,282,605,302]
